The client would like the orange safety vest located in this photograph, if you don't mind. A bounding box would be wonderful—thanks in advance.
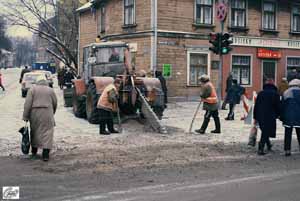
[97,84,118,111]
[202,82,218,104]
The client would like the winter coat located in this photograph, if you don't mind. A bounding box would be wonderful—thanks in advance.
[225,75,233,92]
[225,84,245,104]
[64,71,74,84]
[281,86,300,127]
[23,81,57,149]
[254,84,280,138]
[200,81,219,111]
[97,84,118,112]
[287,71,299,83]
[277,80,289,96]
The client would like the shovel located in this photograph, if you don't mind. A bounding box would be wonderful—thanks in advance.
[188,101,202,133]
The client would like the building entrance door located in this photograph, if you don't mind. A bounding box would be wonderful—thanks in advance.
[262,60,276,86]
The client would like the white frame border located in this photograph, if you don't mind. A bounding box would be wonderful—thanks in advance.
[230,53,253,87]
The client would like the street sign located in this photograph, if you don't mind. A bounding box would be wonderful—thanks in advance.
[163,64,172,77]
[216,3,227,22]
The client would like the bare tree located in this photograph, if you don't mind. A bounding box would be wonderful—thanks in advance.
[2,0,83,73]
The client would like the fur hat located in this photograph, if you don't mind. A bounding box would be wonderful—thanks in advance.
[199,74,210,82]
[289,79,300,87]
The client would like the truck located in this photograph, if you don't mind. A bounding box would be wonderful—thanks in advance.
[32,62,56,74]
[71,41,167,133]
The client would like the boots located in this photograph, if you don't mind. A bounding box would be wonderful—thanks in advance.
[195,118,210,134]
[266,140,273,151]
[99,121,110,135]
[107,119,119,133]
[211,117,221,134]
[42,149,50,162]
[225,113,234,120]
[257,142,266,155]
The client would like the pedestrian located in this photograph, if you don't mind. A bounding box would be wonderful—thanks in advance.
[254,79,280,155]
[97,79,121,135]
[155,71,168,107]
[221,72,233,110]
[19,66,31,83]
[195,74,221,134]
[23,75,57,161]
[277,77,289,97]
[0,72,5,91]
[287,68,299,83]
[280,79,300,156]
[57,67,65,90]
[225,79,245,120]
[63,67,74,88]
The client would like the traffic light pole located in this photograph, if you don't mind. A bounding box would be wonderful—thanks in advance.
[217,22,224,108]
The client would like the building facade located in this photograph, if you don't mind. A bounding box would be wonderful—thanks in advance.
[78,0,300,99]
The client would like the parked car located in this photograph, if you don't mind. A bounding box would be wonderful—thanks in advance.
[21,72,51,97]
[32,70,54,88]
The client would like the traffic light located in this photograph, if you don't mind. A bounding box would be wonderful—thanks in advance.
[220,32,233,55]
[209,32,221,55]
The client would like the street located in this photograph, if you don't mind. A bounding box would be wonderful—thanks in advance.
[1,68,300,201]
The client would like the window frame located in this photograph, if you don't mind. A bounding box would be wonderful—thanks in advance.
[194,0,214,25]
[187,51,211,86]
[230,0,247,28]
[261,0,277,31]
[230,54,253,87]
[286,56,300,77]
[291,4,300,33]
[123,0,136,26]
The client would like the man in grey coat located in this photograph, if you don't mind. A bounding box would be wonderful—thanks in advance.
[23,75,57,161]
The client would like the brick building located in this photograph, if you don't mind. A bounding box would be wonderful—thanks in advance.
[77,0,300,99]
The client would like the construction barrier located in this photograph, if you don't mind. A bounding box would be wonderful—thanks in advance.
[242,91,257,125]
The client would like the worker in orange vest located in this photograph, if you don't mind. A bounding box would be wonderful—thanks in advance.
[195,74,221,134]
[97,79,121,135]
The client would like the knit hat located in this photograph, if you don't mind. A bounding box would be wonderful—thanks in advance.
[289,79,300,87]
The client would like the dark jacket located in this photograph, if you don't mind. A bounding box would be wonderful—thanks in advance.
[254,84,280,138]
[19,68,31,83]
[225,75,233,92]
[64,71,74,84]
[287,71,299,83]
[225,84,245,104]
[281,86,300,127]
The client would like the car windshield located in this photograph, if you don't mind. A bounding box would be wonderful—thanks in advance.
[95,47,125,63]
[24,74,45,82]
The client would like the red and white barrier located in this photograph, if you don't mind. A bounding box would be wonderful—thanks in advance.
[242,91,257,125]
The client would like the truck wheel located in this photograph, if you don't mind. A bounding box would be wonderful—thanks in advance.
[86,83,100,124]
[72,88,86,118]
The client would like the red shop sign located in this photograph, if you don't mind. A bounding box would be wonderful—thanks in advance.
[257,48,282,59]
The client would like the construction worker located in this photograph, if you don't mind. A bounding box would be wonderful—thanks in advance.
[97,79,121,135]
[195,74,221,134]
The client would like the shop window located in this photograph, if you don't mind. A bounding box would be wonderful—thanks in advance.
[232,55,251,85]
[124,0,135,25]
[195,0,213,25]
[292,6,300,32]
[287,57,300,73]
[231,0,246,27]
[188,53,208,86]
[262,1,276,30]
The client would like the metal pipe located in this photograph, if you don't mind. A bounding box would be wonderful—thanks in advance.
[151,0,157,74]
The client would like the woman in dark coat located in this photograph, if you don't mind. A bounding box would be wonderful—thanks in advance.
[225,79,245,120]
[254,81,280,155]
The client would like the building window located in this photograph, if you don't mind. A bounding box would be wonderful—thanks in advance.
[231,0,246,27]
[232,55,251,85]
[287,57,300,74]
[124,0,135,25]
[100,7,105,33]
[292,6,300,32]
[262,1,276,30]
[195,0,213,25]
[189,53,208,86]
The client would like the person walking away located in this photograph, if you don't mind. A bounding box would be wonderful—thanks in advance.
[280,79,300,156]
[287,68,299,83]
[225,79,245,120]
[57,67,65,89]
[254,79,280,155]
[97,79,121,135]
[63,68,74,88]
[155,71,168,108]
[23,75,57,161]
[19,66,31,83]
[278,77,289,98]
[221,72,233,110]
[0,73,5,91]
[195,74,221,134]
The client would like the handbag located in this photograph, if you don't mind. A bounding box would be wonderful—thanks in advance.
[248,125,257,147]
[18,122,30,155]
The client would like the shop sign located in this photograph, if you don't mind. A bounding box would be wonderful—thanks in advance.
[233,36,300,49]
[163,64,172,78]
[257,48,281,59]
